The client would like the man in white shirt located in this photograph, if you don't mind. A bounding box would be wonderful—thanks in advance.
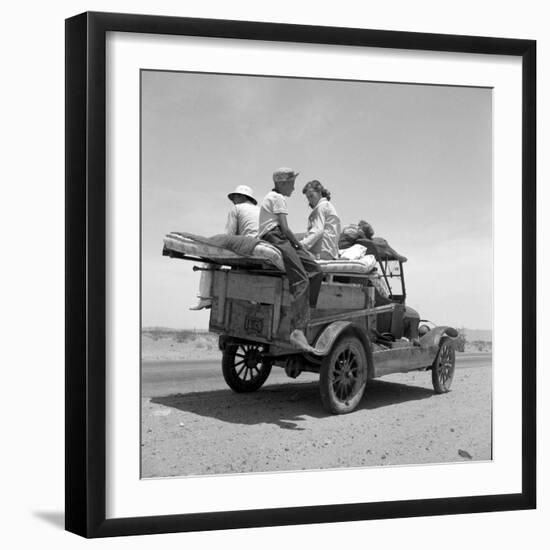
[190,185,259,310]
[259,168,323,354]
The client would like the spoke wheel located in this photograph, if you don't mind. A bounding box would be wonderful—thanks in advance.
[431,339,456,393]
[319,335,367,414]
[222,343,272,393]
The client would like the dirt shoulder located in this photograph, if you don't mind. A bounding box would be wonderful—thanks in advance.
[141,357,492,478]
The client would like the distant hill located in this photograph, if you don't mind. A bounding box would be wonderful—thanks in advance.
[143,327,493,341]
[141,326,493,361]
[462,328,492,342]
[141,327,219,361]
[142,327,211,341]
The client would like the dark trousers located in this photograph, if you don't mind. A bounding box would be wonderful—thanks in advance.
[262,227,323,330]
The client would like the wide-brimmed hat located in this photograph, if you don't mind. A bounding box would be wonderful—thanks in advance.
[227,184,257,205]
[273,167,300,183]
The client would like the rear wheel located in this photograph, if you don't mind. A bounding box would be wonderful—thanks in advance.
[319,335,368,414]
[222,342,272,393]
[431,338,455,393]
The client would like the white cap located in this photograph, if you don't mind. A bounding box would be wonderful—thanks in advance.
[273,167,299,182]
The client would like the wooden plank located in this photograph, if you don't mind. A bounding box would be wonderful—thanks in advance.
[316,282,366,310]
[366,286,377,332]
[272,278,282,334]
[275,306,292,340]
[222,270,291,305]
[308,304,395,327]
[209,299,221,331]
[226,271,279,303]
[211,270,224,294]
[366,286,376,308]
[217,271,228,324]
[281,280,290,306]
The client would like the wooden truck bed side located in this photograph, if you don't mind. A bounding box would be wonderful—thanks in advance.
[208,268,381,345]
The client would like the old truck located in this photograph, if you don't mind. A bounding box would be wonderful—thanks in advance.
[163,232,457,414]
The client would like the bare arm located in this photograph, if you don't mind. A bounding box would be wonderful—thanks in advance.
[277,213,302,249]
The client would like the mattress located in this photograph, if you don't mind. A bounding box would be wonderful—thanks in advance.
[163,232,377,276]
[317,256,376,275]
[163,232,285,271]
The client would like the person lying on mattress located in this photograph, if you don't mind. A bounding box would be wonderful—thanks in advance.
[298,180,341,260]
[334,219,379,270]
[190,185,259,310]
[258,167,323,354]
[338,220,379,258]
[339,220,420,344]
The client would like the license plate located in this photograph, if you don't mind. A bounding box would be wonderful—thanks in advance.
[245,316,264,335]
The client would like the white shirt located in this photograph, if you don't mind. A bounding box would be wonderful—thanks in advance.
[339,244,368,260]
[224,202,260,237]
[258,190,288,237]
[300,198,341,260]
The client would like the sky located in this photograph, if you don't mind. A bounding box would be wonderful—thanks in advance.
[141,70,492,330]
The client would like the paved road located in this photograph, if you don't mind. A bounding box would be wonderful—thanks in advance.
[141,353,492,398]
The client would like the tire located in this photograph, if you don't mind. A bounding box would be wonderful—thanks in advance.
[222,342,272,393]
[319,335,368,414]
[431,338,456,393]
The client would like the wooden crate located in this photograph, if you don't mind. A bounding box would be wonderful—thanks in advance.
[316,282,367,310]
[210,270,290,339]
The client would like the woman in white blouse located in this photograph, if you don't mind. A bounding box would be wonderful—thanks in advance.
[299,180,341,260]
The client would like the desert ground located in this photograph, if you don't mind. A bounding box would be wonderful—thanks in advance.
[141,331,492,478]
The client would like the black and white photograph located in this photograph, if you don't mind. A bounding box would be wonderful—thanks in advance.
[141,69,493,478]
[2,0,543,545]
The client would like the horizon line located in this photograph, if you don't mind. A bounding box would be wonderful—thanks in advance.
[142,325,494,333]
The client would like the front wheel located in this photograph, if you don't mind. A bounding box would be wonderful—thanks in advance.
[319,335,368,414]
[222,342,272,393]
[431,338,456,393]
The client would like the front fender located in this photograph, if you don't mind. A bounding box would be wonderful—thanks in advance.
[312,321,374,377]
[419,326,458,349]
[313,321,354,355]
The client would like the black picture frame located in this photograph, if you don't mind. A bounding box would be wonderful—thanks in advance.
[65,11,536,538]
